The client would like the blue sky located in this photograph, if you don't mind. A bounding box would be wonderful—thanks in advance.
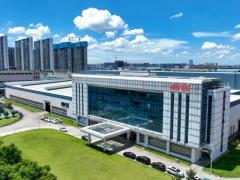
[1,0,240,64]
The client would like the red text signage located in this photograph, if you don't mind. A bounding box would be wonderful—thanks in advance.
[170,84,190,92]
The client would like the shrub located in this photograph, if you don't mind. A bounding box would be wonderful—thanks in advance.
[11,110,18,117]
[4,101,12,109]
[3,111,9,118]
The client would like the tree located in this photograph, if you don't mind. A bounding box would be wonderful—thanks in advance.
[0,144,22,164]
[0,144,57,180]
[0,106,3,113]
[4,101,12,109]
[0,161,14,180]
[186,168,197,180]
[3,111,9,118]
[11,110,17,117]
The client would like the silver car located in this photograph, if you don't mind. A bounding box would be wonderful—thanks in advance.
[166,166,184,177]
[59,127,67,132]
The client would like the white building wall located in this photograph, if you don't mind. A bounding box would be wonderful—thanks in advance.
[5,87,74,118]
[209,88,230,161]
[229,104,240,136]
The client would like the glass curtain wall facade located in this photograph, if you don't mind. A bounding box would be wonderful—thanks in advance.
[88,86,164,133]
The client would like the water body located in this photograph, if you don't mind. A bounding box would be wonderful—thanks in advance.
[152,71,240,89]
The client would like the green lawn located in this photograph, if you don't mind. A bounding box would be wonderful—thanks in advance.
[0,129,171,180]
[44,113,80,128]
[204,134,240,177]
[1,98,42,112]
[135,145,191,166]
[0,113,21,127]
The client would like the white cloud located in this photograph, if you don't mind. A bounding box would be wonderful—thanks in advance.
[53,34,60,38]
[0,33,4,36]
[103,37,129,49]
[105,31,116,38]
[192,32,231,38]
[25,23,50,40]
[93,36,186,55]
[169,12,183,19]
[8,26,26,34]
[73,8,126,32]
[201,41,234,59]
[81,35,97,43]
[232,33,240,41]
[16,36,27,41]
[131,35,148,44]
[60,33,96,44]
[235,24,240,29]
[60,33,79,42]
[201,41,234,50]
[7,23,50,40]
[123,28,144,36]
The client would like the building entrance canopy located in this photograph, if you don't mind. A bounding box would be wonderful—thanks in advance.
[80,122,130,140]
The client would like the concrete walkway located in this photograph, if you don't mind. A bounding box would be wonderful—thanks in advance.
[0,104,238,180]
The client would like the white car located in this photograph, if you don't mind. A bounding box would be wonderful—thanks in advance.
[59,127,67,132]
[166,166,184,177]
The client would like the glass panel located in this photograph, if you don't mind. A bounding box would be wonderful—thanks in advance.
[170,143,191,158]
[148,136,167,150]
[139,134,145,143]
[88,86,164,133]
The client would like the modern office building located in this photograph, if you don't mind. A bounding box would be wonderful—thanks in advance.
[8,47,15,70]
[54,41,87,73]
[0,35,9,70]
[72,74,230,163]
[34,38,54,71]
[15,37,34,71]
[6,72,240,163]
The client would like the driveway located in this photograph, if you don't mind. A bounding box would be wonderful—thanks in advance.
[0,104,237,180]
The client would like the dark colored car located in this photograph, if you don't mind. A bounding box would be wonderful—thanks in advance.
[123,152,136,160]
[81,135,89,141]
[151,162,166,171]
[136,156,151,165]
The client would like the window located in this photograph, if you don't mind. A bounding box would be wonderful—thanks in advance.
[139,134,145,143]
[185,94,190,143]
[170,93,174,139]
[88,86,164,133]
[170,143,191,158]
[177,93,182,141]
[206,95,212,143]
[61,102,69,108]
[148,137,167,150]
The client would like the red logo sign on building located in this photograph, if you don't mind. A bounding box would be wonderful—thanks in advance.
[170,84,190,92]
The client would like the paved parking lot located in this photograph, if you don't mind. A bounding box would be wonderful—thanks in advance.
[0,104,236,180]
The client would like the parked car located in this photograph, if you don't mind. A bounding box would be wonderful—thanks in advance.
[123,151,136,160]
[166,166,184,177]
[59,127,67,132]
[81,135,90,141]
[194,176,201,180]
[40,117,45,121]
[51,119,61,124]
[136,156,151,165]
[151,162,166,172]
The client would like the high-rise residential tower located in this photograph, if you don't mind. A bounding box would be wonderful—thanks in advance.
[8,47,15,70]
[0,35,9,70]
[54,41,87,73]
[34,38,54,71]
[15,37,34,71]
